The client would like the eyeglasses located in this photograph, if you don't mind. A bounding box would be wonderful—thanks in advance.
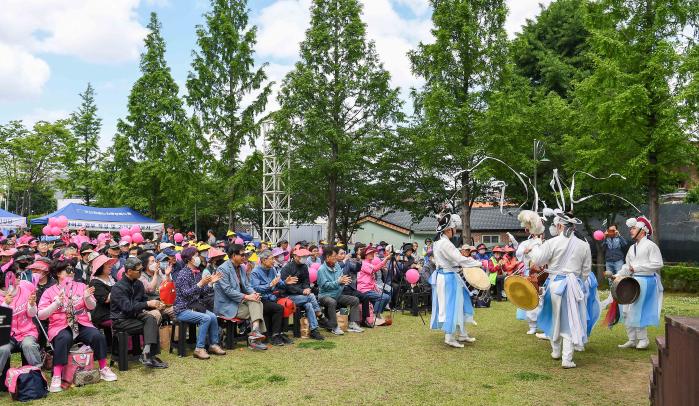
[65,267,74,274]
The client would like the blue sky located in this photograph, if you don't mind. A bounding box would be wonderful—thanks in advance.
[0,0,550,151]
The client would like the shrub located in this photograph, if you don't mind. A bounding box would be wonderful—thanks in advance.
[662,265,699,293]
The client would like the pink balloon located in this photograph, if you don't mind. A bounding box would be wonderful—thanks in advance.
[121,235,131,244]
[48,217,56,227]
[310,263,321,272]
[175,253,182,262]
[593,230,605,241]
[50,226,62,236]
[42,225,52,236]
[119,227,130,237]
[234,237,244,245]
[308,267,318,283]
[174,233,184,243]
[131,225,141,235]
[406,269,420,284]
[132,232,144,244]
[57,215,68,228]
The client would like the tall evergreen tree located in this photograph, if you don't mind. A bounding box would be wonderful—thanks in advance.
[571,0,699,243]
[186,0,272,228]
[111,12,204,222]
[274,0,403,243]
[59,83,102,205]
[408,0,509,242]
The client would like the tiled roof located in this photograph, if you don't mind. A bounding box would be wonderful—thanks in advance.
[367,207,524,233]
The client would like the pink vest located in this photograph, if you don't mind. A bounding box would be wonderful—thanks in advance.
[38,282,95,342]
[71,235,90,246]
[0,281,38,342]
[357,260,382,293]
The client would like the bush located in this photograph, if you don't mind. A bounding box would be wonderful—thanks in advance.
[662,265,699,293]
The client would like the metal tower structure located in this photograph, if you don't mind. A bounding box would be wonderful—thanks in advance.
[262,121,290,244]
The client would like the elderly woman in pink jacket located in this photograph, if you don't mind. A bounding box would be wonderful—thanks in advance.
[0,262,42,371]
[357,247,391,326]
[38,259,117,393]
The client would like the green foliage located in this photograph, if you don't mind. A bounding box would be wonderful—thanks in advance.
[0,120,71,216]
[274,0,403,243]
[407,0,509,240]
[569,0,699,240]
[186,0,271,229]
[57,82,102,205]
[662,265,699,293]
[103,12,206,225]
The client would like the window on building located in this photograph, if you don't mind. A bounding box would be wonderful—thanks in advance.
[481,235,500,244]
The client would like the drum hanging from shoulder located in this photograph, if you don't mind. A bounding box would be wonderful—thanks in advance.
[460,267,491,291]
[504,275,539,311]
[611,276,640,305]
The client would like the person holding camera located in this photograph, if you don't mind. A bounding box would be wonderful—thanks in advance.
[602,224,628,276]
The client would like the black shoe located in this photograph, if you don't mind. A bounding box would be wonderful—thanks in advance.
[309,328,325,340]
[140,355,166,368]
[280,333,294,344]
[152,356,169,368]
[271,335,285,346]
[318,318,329,329]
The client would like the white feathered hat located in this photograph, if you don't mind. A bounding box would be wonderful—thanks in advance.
[517,210,544,235]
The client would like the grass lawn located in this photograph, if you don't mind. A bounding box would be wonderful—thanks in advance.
[8,292,699,406]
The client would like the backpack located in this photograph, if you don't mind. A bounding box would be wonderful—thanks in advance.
[5,366,48,402]
[63,347,99,386]
[276,297,296,318]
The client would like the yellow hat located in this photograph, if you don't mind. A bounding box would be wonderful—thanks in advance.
[197,243,211,252]
[245,244,255,252]
[175,246,183,252]
[248,253,258,263]
[336,243,346,247]
[226,230,236,237]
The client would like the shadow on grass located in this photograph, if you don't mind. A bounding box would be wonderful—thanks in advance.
[514,371,552,381]
[297,341,336,350]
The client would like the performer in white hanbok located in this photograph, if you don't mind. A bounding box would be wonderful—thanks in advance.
[615,216,663,350]
[429,211,484,348]
[526,212,592,368]
[514,210,546,335]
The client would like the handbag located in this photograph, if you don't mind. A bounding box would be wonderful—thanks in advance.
[336,313,349,332]
[159,280,176,305]
[63,347,94,384]
[299,317,310,338]
[4,366,48,401]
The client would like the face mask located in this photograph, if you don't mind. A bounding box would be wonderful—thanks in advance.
[159,262,168,271]
[149,262,158,272]
[192,256,201,267]
[549,225,559,236]
[299,256,308,263]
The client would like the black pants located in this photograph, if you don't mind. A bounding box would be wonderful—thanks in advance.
[494,275,505,300]
[53,325,107,366]
[262,301,283,336]
[113,312,160,355]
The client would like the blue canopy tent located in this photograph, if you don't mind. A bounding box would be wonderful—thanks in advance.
[0,208,26,228]
[31,204,163,234]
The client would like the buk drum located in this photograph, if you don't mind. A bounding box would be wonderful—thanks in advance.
[611,276,640,305]
[460,267,491,291]
[504,275,539,311]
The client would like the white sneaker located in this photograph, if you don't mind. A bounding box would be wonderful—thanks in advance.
[100,366,118,382]
[347,322,364,333]
[574,345,585,352]
[456,334,476,343]
[526,328,537,335]
[562,360,577,369]
[49,376,62,392]
[331,326,344,335]
[618,340,637,349]
[536,333,549,340]
[374,318,386,326]
[635,339,649,349]
[445,339,464,348]
[551,351,561,360]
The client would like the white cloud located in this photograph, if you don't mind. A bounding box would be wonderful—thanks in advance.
[506,0,552,38]
[0,0,149,100]
[19,108,70,126]
[255,0,312,61]
[0,43,51,102]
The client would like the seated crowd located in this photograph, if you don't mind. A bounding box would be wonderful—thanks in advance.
[0,226,521,396]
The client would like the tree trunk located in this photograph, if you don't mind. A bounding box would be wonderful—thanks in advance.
[461,171,472,244]
[648,150,659,246]
[327,172,337,243]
